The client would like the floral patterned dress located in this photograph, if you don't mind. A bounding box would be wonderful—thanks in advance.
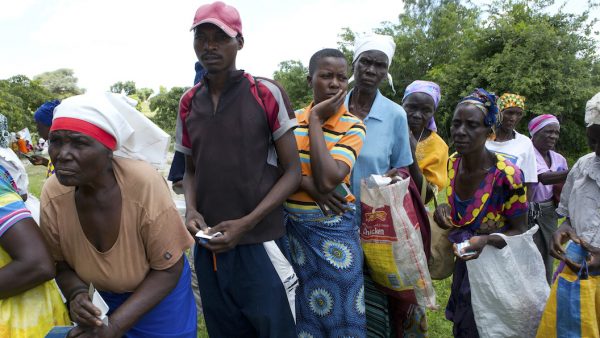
[444,153,528,338]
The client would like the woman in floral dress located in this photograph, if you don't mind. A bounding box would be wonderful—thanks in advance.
[434,89,529,337]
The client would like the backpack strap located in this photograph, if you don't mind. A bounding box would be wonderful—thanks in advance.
[250,76,268,112]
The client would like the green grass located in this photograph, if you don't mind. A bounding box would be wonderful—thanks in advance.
[25,163,48,198]
[428,278,453,337]
[197,317,208,338]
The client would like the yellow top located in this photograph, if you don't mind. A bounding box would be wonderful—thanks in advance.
[415,131,449,191]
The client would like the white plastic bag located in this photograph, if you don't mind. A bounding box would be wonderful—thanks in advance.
[360,175,436,309]
[467,225,550,338]
[263,240,298,322]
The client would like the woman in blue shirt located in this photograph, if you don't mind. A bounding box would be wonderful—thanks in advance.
[344,33,420,337]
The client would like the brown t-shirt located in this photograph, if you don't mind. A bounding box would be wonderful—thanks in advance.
[40,157,194,293]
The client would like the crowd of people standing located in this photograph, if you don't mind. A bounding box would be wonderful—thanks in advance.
[0,1,599,338]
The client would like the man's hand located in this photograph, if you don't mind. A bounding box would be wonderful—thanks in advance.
[433,203,453,230]
[550,223,579,261]
[184,208,208,237]
[204,217,254,253]
[558,239,600,274]
[580,239,600,274]
[27,154,49,166]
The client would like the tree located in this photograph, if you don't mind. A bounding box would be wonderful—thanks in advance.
[0,75,54,131]
[476,0,600,159]
[335,0,599,160]
[149,86,188,134]
[273,60,312,109]
[33,68,84,98]
[137,88,154,102]
[110,81,137,95]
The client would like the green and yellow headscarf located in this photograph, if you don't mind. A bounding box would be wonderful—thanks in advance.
[498,93,526,112]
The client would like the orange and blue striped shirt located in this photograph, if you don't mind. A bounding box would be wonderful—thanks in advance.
[286,103,366,213]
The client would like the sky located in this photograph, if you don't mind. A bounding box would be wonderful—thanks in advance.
[0,0,404,92]
[0,0,597,93]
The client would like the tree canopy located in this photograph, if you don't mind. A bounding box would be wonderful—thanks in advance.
[0,75,53,132]
[149,86,188,134]
[110,80,137,95]
[33,68,84,98]
[273,60,312,109]
[274,0,599,161]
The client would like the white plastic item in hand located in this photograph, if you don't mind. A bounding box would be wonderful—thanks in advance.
[366,175,392,188]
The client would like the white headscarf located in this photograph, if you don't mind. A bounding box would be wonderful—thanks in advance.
[585,91,600,127]
[351,33,397,93]
[53,92,170,169]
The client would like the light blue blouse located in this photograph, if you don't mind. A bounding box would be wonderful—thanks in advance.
[345,89,413,210]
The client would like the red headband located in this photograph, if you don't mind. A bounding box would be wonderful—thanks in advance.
[51,117,117,150]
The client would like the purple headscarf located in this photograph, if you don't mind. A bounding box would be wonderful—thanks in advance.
[403,80,441,131]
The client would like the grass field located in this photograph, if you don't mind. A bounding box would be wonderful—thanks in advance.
[26,163,454,337]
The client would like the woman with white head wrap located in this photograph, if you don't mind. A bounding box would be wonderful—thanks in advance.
[538,92,600,335]
[51,92,170,168]
[350,33,397,93]
[39,92,197,337]
[344,34,425,337]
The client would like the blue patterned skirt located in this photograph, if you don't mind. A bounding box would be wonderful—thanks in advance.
[284,206,366,338]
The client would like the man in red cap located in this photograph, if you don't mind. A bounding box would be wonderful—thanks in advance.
[175,2,301,337]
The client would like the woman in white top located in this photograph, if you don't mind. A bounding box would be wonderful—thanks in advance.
[485,93,538,199]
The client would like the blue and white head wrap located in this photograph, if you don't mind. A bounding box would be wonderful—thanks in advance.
[458,88,499,127]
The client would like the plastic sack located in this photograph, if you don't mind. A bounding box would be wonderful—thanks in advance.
[536,261,600,338]
[360,175,436,309]
[467,225,550,338]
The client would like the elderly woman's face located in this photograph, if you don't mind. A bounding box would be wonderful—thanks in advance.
[353,50,388,89]
[48,130,112,186]
[587,124,600,157]
[451,103,491,156]
[499,107,524,131]
[403,92,436,134]
[532,124,560,153]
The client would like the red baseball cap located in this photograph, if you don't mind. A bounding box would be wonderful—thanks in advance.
[190,1,242,37]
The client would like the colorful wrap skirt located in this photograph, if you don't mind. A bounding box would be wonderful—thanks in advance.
[284,206,366,338]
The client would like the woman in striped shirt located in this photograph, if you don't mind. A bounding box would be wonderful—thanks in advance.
[284,48,366,337]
